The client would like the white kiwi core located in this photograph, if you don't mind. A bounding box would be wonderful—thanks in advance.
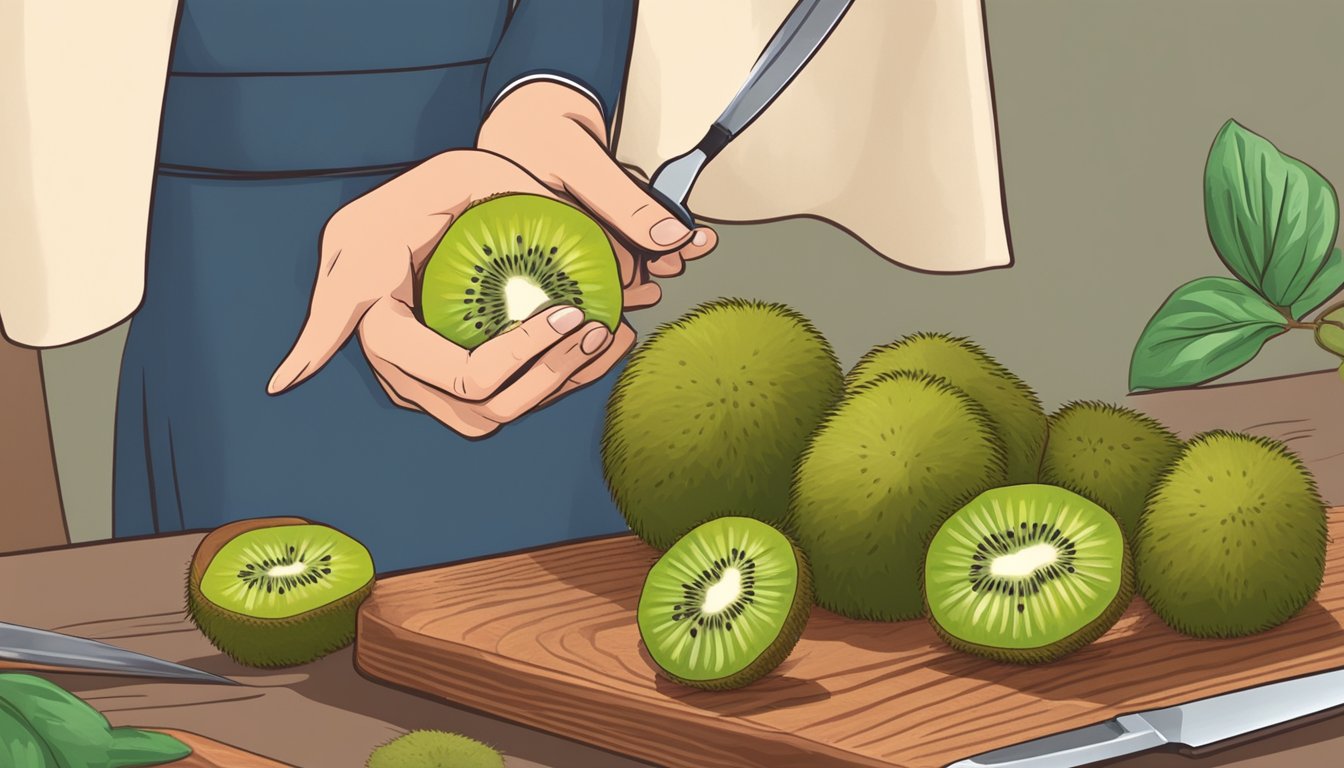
[701,567,743,615]
[990,543,1058,578]
[268,561,308,578]
[504,277,552,322]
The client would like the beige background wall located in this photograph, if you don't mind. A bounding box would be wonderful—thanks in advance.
[40,0,1344,542]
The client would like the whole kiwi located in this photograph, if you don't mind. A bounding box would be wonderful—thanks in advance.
[846,332,1046,484]
[366,731,503,768]
[1137,431,1327,638]
[1038,401,1183,543]
[786,371,1008,621]
[601,299,843,551]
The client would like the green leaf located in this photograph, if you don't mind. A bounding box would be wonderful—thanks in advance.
[0,673,117,768]
[106,728,193,767]
[1204,119,1340,308]
[0,704,56,768]
[1130,276,1288,391]
[1292,248,1344,319]
[1317,305,1344,357]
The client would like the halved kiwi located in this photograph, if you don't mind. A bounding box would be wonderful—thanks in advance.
[418,193,623,349]
[924,484,1134,664]
[185,517,375,668]
[637,516,813,690]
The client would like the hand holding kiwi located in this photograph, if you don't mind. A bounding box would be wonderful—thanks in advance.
[477,79,719,305]
[265,150,637,438]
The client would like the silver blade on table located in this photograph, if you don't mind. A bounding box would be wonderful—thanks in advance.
[0,621,239,686]
[645,0,855,228]
[946,666,1344,768]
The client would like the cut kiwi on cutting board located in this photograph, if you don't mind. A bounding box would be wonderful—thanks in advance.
[637,516,813,690]
[418,193,623,349]
[185,517,375,668]
[924,484,1134,664]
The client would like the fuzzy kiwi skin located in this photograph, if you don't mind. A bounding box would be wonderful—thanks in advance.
[785,371,1008,621]
[846,332,1047,484]
[184,517,375,668]
[366,730,503,768]
[924,541,1136,665]
[652,541,815,691]
[1136,431,1328,639]
[1038,401,1183,543]
[601,299,843,551]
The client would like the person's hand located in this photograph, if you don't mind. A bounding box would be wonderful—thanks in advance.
[265,149,635,438]
[476,80,719,309]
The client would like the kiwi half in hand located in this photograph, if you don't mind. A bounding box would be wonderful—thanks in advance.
[924,484,1135,664]
[418,193,623,349]
[637,516,813,690]
[185,517,375,668]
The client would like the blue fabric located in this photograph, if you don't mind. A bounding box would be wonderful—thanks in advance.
[113,0,637,574]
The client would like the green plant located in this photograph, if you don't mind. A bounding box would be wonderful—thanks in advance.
[1130,119,1344,391]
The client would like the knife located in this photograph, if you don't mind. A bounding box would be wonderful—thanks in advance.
[639,0,855,271]
[0,621,239,686]
[947,665,1344,767]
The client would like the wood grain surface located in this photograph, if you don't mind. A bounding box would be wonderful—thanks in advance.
[355,507,1344,768]
[151,730,290,768]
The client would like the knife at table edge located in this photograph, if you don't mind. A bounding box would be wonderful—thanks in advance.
[945,665,1344,768]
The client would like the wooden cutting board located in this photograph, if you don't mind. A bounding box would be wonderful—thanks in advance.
[152,730,289,767]
[354,507,1344,768]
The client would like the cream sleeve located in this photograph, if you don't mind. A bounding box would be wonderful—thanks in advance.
[0,1,179,348]
[614,0,1014,274]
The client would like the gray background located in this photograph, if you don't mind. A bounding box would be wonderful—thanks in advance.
[42,0,1344,543]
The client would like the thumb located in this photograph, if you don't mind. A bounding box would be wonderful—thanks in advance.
[267,292,371,395]
[560,138,696,253]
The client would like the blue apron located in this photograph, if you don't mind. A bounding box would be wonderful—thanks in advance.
[113,0,636,574]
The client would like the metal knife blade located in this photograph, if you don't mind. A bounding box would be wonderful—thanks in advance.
[0,621,239,686]
[644,0,855,230]
[947,666,1344,768]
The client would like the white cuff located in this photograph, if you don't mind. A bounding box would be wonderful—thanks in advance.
[490,74,605,116]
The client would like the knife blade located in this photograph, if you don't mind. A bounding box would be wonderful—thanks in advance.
[0,621,239,686]
[946,665,1344,767]
[642,0,855,233]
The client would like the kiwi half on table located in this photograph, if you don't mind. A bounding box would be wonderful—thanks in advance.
[418,193,623,349]
[637,516,813,690]
[924,484,1135,664]
[186,517,375,668]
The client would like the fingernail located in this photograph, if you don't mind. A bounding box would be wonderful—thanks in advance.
[267,366,298,395]
[650,217,690,246]
[548,306,583,334]
[692,229,708,247]
[581,325,610,354]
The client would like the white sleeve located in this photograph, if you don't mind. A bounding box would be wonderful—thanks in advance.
[489,73,605,115]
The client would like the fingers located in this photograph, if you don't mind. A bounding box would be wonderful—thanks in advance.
[359,299,589,402]
[554,124,699,254]
[538,322,637,408]
[623,280,662,311]
[476,322,615,423]
[369,358,501,438]
[268,272,373,395]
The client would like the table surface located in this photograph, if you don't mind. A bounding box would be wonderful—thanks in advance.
[2,368,1341,768]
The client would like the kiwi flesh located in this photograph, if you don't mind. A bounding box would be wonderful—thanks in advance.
[366,730,503,768]
[1038,401,1183,543]
[637,516,813,690]
[925,484,1135,664]
[418,193,623,349]
[786,371,1008,621]
[185,517,375,668]
[602,299,843,551]
[1137,431,1327,638]
[846,332,1047,484]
